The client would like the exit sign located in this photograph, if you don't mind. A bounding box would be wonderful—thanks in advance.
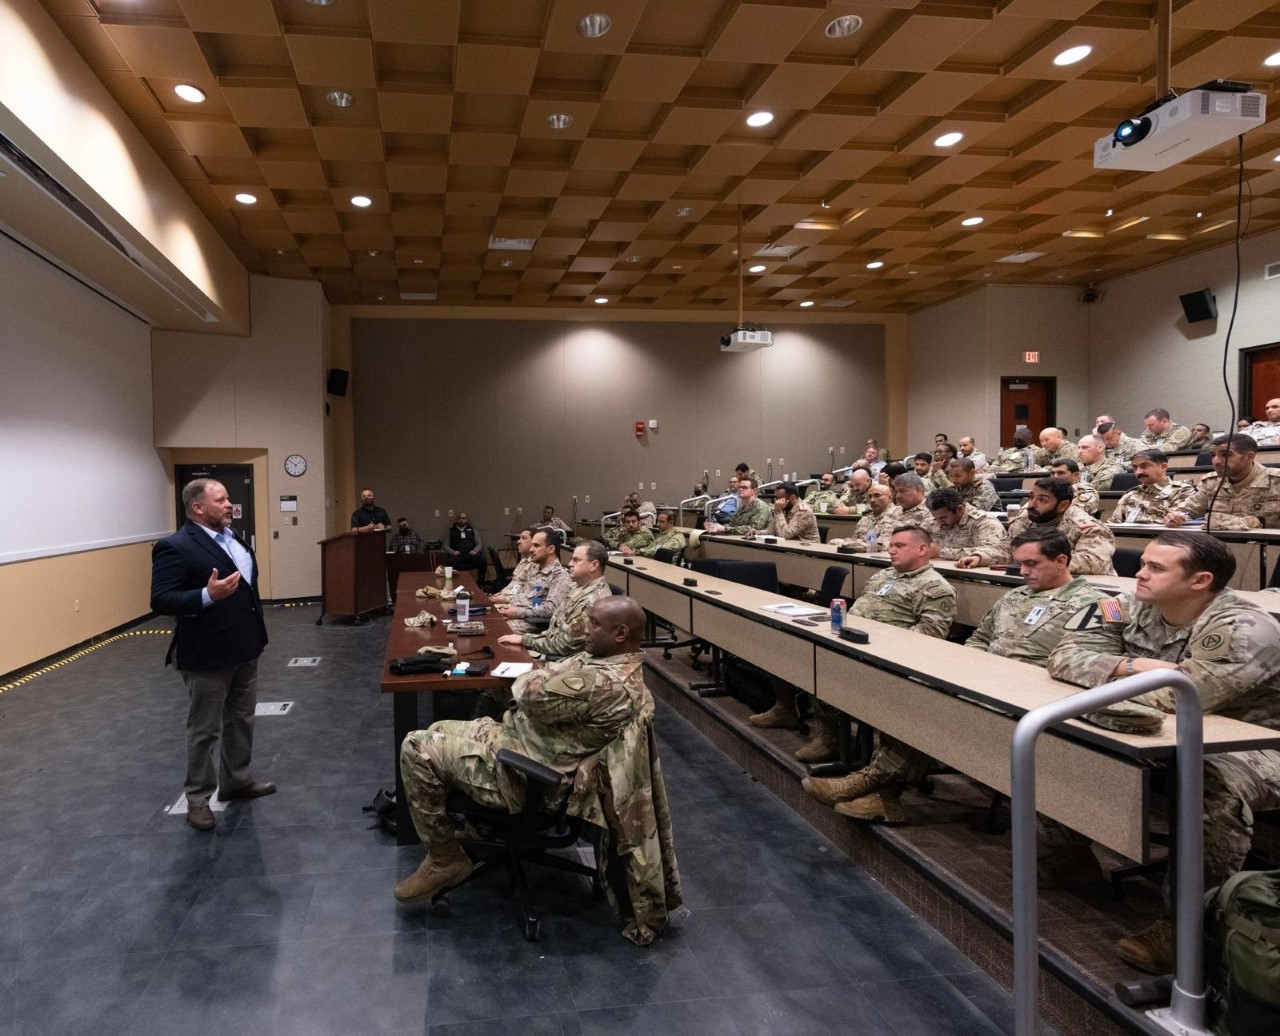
[1023,351,1040,363]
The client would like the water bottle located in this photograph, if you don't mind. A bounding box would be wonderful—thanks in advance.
[866,529,878,552]
[1024,447,1034,470]
[830,598,845,634]
[456,587,470,622]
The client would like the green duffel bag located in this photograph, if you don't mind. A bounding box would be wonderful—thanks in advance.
[1205,870,1280,1035]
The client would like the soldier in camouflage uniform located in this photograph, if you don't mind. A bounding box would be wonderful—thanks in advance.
[634,510,687,559]
[1166,433,1280,530]
[1111,449,1194,524]
[802,526,957,822]
[734,463,761,485]
[1244,398,1280,447]
[989,430,1035,474]
[493,529,571,633]
[1033,426,1077,468]
[958,478,1115,574]
[704,476,771,535]
[1099,420,1143,466]
[398,596,682,943]
[1049,459,1101,515]
[891,473,937,530]
[490,527,536,605]
[829,483,897,552]
[804,473,844,514]
[835,469,874,514]
[610,509,654,554]
[499,540,611,658]
[763,482,820,542]
[1139,407,1193,452]
[947,459,1000,511]
[1048,531,1280,974]
[1076,434,1124,490]
[926,488,1008,561]
[927,445,958,492]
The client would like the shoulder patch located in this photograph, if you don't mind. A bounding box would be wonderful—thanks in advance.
[1063,602,1105,632]
[547,670,597,695]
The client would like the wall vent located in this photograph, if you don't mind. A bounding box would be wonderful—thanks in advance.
[1265,261,1280,281]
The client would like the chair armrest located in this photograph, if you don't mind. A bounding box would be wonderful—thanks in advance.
[496,748,562,788]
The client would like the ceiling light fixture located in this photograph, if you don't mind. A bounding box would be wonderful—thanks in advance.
[1196,211,1203,218]
[799,300,814,308]
[625,255,643,263]
[1053,45,1093,67]
[366,249,379,257]
[1106,208,1114,216]
[745,111,774,128]
[961,216,984,226]
[234,192,257,204]
[306,0,338,5]
[675,206,694,217]
[749,264,767,273]
[578,13,612,38]
[594,297,608,304]
[351,195,372,207]
[326,90,355,108]
[546,113,573,130]
[174,84,205,103]
[934,131,963,148]
[1266,51,1280,67]
[825,15,863,38]
[866,260,884,270]
[414,258,424,264]
[500,259,513,268]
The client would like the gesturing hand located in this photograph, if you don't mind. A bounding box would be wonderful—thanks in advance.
[207,567,241,601]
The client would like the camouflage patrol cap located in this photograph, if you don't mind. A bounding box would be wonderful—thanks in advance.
[1083,701,1165,736]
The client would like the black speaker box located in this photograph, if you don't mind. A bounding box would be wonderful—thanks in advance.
[326,368,349,396]
[1179,288,1217,323]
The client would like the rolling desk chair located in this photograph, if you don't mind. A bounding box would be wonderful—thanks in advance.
[1109,473,1140,493]
[1113,548,1144,578]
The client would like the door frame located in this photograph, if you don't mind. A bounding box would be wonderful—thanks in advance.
[999,375,1057,446]
[1238,342,1280,424]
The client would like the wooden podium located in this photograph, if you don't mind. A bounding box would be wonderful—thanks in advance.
[318,531,387,622]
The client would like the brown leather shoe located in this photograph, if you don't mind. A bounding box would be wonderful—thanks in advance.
[220,780,276,800]
[186,802,215,830]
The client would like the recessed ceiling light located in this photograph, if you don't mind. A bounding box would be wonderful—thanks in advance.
[1053,45,1093,67]
[1196,211,1203,218]
[1273,154,1280,162]
[174,84,205,103]
[489,236,536,251]
[934,131,963,148]
[546,113,573,130]
[306,0,338,5]
[745,111,774,128]
[1105,208,1114,216]
[274,249,286,256]
[825,15,863,38]
[625,255,643,263]
[594,297,609,304]
[1266,51,1280,67]
[961,216,984,226]
[366,249,379,257]
[413,258,424,264]
[326,90,355,108]
[578,13,612,38]
[671,265,682,270]
[234,192,257,205]
[500,259,513,268]
[799,300,814,308]
[749,264,767,273]
[675,206,694,217]
[866,260,884,270]
[351,195,372,207]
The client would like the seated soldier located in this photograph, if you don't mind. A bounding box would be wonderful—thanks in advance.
[621,492,656,528]
[1112,449,1194,524]
[956,436,988,470]
[1098,420,1143,466]
[1186,423,1214,451]
[804,473,844,514]
[1034,426,1077,468]
[1166,433,1280,530]
[704,477,771,535]
[1140,407,1192,452]
[499,540,611,659]
[829,483,897,553]
[1048,532,1280,973]
[493,529,570,632]
[610,508,654,554]
[538,505,571,534]
[956,478,1115,574]
[890,472,934,529]
[834,469,873,514]
[877,461,908,487]
[947,458,1000,511]
[928,443,958,492]
[397,596,679,943]
[926,488,1007,561]
[989,429,1035,474]
[763,481,819,542]
[909,452,933,481]
[1075,434,1123,490]
[1048,458,1101,515]
[490,527,536,605]
[635,509,686,558]
[1245,399,1280,446]
[734,461,761,484]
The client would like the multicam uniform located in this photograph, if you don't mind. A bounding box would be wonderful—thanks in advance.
[765,501,819,542]
[1033,441,1077,468]
[989,504,1116,574]
[1080,457,1124,491]
[830,507,897,552]
[956,479,1000,512]
[1141,424,1193,452]
[1112,480,1195,524]
[805,487,844,514]
[839,485,870,511]
[1169,462,1280,529]
[968,577,1104,663]
[990,446,1034,474]
[1071,481,1101,515]
[1048,590,1280,889]
[520,576,611,658]
[611,526,654,554]
[1106,433,1145,466]
[637,526,687,559]
[933,509,1007,562]
[506,561,572,633]
[924,469,952,493]
[853,566,958,784]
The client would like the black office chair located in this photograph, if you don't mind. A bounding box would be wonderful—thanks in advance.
[1113,547,1143,578]
[609,582,625,596]
[994,476,1024,493]
[481,547,510,593]
[1109,473,1139,493]
[437,748,600,942]
[1196,451,1212,467]
[687,559,779,703]
[815,565,849,607]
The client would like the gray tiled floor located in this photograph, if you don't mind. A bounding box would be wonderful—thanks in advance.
[0,605,1023,1035]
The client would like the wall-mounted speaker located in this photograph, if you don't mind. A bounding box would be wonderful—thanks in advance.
[326,368,349,396]
[1179,288,1217,323]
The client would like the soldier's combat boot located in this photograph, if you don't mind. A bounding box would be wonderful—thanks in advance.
[394,838,473,905]
[748,684,799,730]
[794,713,839,763]
[834,787,906,824]
[1115,919,1174,975]
[801,768,881,806]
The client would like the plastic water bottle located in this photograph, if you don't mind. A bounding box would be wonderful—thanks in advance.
[456,587,470,622]
[866,529,878,552]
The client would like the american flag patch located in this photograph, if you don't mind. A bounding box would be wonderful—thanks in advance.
[1099,598,1125,622]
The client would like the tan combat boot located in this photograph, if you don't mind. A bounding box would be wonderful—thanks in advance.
[834,787,906,824]
[1115,919,1174,975]
[748,684,800,730]
[801,768,881,806]
[394,839,473,905]
[794,714,839,763]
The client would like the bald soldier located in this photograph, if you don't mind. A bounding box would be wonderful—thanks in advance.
[1166,433,1280,530]
[834,468,873,514]
[1246,398,1280,446]
[1034,427,1077,468]
[829,482,897,552]
[1075,434,1123,491]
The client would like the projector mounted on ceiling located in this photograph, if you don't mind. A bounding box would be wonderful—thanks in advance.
[720,326,773,353]
[1093,82,1265,172]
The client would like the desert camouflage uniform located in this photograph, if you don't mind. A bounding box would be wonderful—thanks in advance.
[1071,481,1101,515]
[1141,424,1193,452]
[637,526,687,559]
[1245,420,1280,447]
[497,555,538,603]
[1033,440,1078,468]
[1112,480,1195,524]
[805,487,844,514]
[933,509,1007,561]
[766,501,820,542]
[1170,462,1280,529]
[894,502,934,530]
[612,526,654,554]
[829,507,897,552]
[968,577,1104,665]
[924,469,952,493]
[839,485,871,510]
[853,566,957,784]
[956,479,1001,512]
[400,648,681,944]
[521,576,611,657]
[506,561,571,633]
[992,504,1115,574]
[1080,457,1124,491]
[1048,589,1280,887]
[990,446,1035,474]
[722,497,772,534]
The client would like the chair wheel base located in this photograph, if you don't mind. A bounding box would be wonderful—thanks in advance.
[430,897,452,918]
[521,917,541,941]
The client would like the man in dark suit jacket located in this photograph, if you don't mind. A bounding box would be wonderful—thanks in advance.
[151,478,274,830]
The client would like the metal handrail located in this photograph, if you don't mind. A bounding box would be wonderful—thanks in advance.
[1011,671,1208,1036]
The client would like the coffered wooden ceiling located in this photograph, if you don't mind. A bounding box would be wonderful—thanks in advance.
[40,0,1280,312]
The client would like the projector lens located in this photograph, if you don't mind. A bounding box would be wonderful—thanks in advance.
[1114,116,1151,147]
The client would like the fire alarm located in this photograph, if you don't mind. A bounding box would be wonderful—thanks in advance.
[634,421,646,438]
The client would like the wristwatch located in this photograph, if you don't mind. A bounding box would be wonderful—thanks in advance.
[1125,656,1135,676]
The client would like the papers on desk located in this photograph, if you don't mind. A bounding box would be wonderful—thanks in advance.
[759,602,827,618]
[492,662,533,678]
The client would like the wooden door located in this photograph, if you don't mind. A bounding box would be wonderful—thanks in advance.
[1000,377,1055,446]
[1243,344,1280,422]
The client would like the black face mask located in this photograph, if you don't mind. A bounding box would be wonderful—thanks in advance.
[362,501,375,509]
[399,526,411,535]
